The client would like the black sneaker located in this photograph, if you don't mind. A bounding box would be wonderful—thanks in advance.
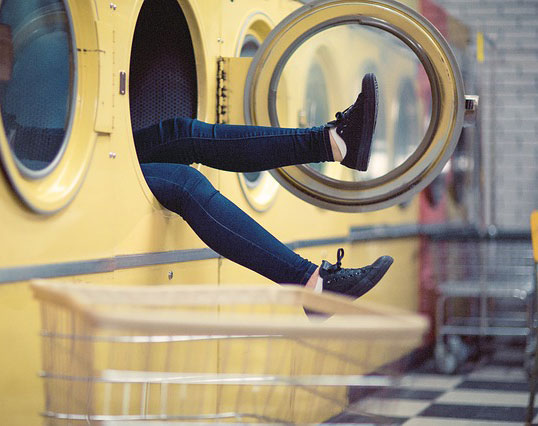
[319,248,393,299]
[327,73,378,171]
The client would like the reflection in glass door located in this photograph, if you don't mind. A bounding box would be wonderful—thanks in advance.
[275,23,432,183]
[0,0,75,175]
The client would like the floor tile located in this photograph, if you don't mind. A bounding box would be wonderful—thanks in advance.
[328,411,407,424]
[378,388,444,400]
[457,379,529,392]
[397,374,463,390]
[418,403,526,422]
[352,397,432,417]
[338,342,535,425]
[467,365,528,382]
[435,389,534,407]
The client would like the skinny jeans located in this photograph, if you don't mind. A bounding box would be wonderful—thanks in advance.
[135,117,333,285]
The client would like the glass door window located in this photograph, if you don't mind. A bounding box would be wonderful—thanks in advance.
[244,0,474,212]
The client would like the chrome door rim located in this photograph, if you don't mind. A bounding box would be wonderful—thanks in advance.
[244,0,465,212]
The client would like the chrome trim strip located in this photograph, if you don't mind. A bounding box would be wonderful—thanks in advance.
[1,224,529,284]
[0,238,351,284]
[0,258,116,283]
[115,248,219,268]
[287,236,349,250]
[0,248,219,284]
[350,223,531,241]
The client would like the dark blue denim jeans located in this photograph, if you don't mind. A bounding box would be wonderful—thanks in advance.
[135,118,333,284]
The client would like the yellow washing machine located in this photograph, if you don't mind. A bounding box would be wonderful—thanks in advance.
[0,0,476,423]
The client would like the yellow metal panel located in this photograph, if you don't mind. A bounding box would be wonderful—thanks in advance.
[0,136,117,267]
[0,283,42,425]
[94,20,114,133]
[182,0,221,121]
[112,259,220,286]
[348,239,420,310]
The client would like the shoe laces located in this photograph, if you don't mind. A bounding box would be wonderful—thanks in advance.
[323,248,369,285]
[326,248,345,274]
[327,94,363,126]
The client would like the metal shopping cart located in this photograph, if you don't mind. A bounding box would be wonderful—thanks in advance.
[32,281,428,424]
[430,230,535,374]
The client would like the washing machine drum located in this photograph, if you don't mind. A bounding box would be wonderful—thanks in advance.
[129,0,197,133]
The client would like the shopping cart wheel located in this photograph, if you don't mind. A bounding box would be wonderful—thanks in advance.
[447,335,470,364]
[435,342,458,374]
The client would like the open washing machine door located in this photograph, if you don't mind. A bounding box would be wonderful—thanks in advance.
[243,0,478,212]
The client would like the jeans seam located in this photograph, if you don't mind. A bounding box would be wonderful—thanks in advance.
[148,175,313,280]
[169,133,308,143]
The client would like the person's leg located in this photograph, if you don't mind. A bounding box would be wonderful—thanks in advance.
[141,162,393,297]
[134,73,378,173]
[141,163,318,284]
[134,117,334,172]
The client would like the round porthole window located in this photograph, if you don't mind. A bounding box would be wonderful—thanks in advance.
[0,0,99,213]
[0,1,74,175]
[244,0,474,212]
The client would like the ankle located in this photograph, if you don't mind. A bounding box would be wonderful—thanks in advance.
[328,128,345,162]
[305,266,322,291]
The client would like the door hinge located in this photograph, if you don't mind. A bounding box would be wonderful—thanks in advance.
[217,57,228,124]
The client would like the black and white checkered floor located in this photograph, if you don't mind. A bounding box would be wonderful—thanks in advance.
[331,343,537,425]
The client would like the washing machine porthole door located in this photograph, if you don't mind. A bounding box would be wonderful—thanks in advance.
[244,0,477,212]
[0,0,99,214]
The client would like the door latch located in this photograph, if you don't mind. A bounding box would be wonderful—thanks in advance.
[463,95,479,127]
